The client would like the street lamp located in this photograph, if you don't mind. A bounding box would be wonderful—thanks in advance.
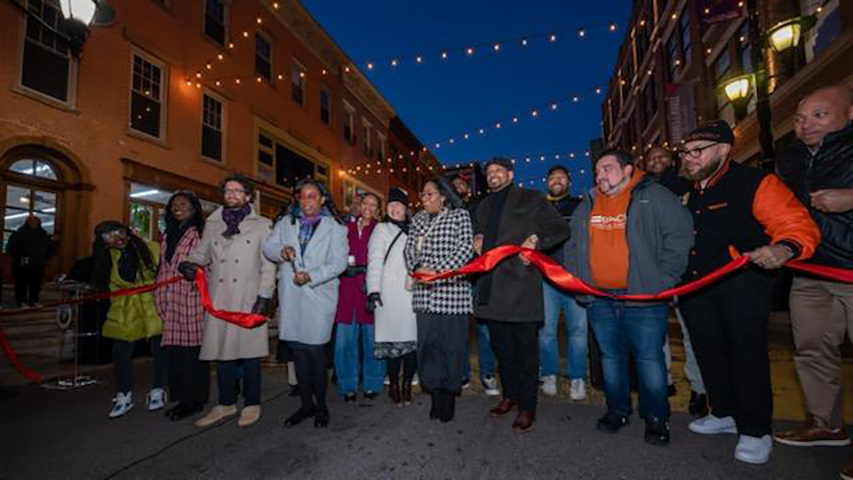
[58,0,114,57]
[718,0,816,169]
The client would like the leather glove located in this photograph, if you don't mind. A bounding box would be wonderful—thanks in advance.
[251,296,272,317]
[366,292,382,313]
[177,262,201,282]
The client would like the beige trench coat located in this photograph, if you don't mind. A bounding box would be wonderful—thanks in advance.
[187,207,276,361]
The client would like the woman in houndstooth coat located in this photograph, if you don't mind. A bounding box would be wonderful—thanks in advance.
[404,177,473,423]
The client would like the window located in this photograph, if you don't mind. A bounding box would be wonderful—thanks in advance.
[8,158,58,180]
[666,33,681,81]
[680,11,692,63]
[201,93,224,161]
[291,60,306,106]
[713,50,734,123]
[257,132,275,184]
[129,53,166,139]
[362,120,373,156]
[4,159,60,249]
[320,87,331,126]
[342,101,355,144]
[377,132,387,162]
[256,131,328,188]
[205,0,226,45]
[255,33,272,81]
[21,0,72,102]
[737,22,753,73]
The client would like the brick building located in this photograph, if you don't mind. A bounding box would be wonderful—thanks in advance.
[601,0,853,164]
[0,0,440,280]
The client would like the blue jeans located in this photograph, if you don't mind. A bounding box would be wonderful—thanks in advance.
[463,319,496,379]
[334,323,386,395]
[588,296,670,420]
[540,282,588,379]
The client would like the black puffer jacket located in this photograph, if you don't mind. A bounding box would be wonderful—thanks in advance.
[776,123,853,269]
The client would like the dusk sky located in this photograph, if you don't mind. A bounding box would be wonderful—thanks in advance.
[301,0,632,194]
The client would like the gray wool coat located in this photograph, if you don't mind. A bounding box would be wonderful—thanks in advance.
[186,206,277,361]
[263,215,349,346]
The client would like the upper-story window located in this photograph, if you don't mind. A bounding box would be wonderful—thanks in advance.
[362,120,373,157]
[201,92,224,161]
[205,0,227,46]
[255,33,272,81]
[737,22,753,73]
[21,0,73,103]
[320,87,331,126]
[291,60,306,106]
[129,52,167,139]
[680,11,692,63]
[342,101,355,144]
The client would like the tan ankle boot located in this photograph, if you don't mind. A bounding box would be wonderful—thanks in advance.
[238,406,261,427]
[195,405,237,427]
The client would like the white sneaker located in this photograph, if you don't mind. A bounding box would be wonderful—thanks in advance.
[735,434,772,464]
[482,374,500,396]
[540,375,557,396]
[411,374,419,386]
[688,414,737,435]
[109,392,134,418]
[569,378,587,401]
[147,388,167,411]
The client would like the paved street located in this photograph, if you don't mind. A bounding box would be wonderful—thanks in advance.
[1,329,851,480]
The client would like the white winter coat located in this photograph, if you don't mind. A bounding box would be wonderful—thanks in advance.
[366,222,417,343]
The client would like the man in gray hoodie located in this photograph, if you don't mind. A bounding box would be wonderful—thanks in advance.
[564,148,693,446]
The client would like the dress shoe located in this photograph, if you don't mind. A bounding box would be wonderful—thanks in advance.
[596,412,629,434]
[490,398,516,418]
[238,406,261,427]
[164,404,181,419]
[512,411,535,433]
[644,417,671,446]
[287,385,301,398]
[439,391,456,423]
[314,408,330,428]
[195,405,237,427]
[429,393,439,420]
[283,408,315,427]
[343,392,357,404]
[688,391,709,418]
[170,403,204,421]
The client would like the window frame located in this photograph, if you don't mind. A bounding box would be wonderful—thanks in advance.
[127,49,169,142]
[200,89,226,163]
[319,85,332,127]
[342,100,355,144]
[203,0,228,46]
[291,58,306,107]
[16,0,78,108]
[254,30,273,82]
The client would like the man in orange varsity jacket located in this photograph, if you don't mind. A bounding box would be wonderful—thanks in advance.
[677,120,821,465]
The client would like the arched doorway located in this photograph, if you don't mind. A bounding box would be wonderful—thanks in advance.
[1,145,87,286]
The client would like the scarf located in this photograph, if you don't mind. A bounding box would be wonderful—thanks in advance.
[222,203,251,238]
[389,217,409,234]
[298,214,322,254]
[164,222,191,264]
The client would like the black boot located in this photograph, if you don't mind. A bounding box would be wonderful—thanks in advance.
[440,391,456,423]
[429,392,439,420]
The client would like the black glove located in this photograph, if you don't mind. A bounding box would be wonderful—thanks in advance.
[251,296,272,317]
[177,262,201,281]
[366,292,382,313]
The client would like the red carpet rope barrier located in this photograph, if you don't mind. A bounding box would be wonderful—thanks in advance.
[0,269,266,384]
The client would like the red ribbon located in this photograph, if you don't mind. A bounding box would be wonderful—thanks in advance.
[194,269,268,328]
[413,246,853,300]
[1,270,267,384]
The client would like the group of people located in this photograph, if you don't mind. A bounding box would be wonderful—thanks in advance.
[87,83,852,474]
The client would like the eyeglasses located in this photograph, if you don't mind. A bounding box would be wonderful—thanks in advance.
[100,230,125,241]
[677,143,718,159]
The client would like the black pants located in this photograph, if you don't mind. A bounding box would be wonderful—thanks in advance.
[166,346,209,405]
[113,336,167,394]
[417,313,468,394]
[291,343,329,412]
[387,351,418,383]
[489,320,540,413]
[12,263,44,306]
[217,359,261,406]
[680,270,774,437]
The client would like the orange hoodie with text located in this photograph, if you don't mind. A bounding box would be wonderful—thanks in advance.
[589,172,644,289]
